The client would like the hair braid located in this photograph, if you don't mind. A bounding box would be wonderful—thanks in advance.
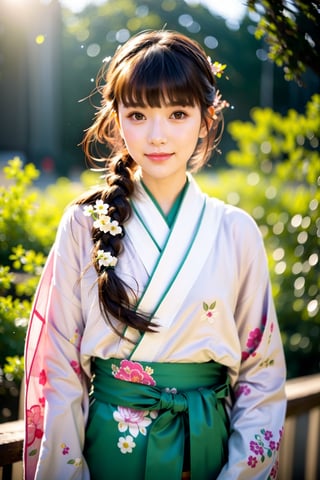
[79,156,156,339]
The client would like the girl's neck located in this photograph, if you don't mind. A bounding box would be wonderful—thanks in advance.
[140,174,188,215]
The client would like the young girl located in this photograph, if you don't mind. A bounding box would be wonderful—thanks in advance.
[24,30,287,479]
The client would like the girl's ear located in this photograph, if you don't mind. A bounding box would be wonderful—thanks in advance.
[199,106,215,138]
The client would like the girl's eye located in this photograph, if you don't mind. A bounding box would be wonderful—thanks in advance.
[171,111,186,120]
[129,112,145,121]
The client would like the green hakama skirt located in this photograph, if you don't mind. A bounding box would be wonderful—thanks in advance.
[84,358,230,479]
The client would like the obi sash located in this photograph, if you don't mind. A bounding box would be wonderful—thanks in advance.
[84,358,230,480]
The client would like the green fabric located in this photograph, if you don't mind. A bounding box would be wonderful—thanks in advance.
[141,180,188,227]
[84,358,230,479]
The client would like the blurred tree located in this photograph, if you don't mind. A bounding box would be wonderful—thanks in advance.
[248,0,320,84]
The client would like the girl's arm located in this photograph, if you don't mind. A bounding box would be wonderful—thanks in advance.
[218,220,287,480]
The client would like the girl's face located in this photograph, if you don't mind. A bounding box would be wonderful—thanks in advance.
[117,102,206,192]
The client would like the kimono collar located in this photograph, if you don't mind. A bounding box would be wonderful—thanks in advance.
[125,174,225,360]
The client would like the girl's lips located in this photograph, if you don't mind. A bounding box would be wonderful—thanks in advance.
[145,153,173,161]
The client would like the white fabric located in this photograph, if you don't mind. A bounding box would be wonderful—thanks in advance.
[24,175,287,479]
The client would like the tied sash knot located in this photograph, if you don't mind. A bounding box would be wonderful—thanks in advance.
[91,359,230,480]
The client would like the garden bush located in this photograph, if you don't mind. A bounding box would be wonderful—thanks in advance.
[0,158,95,420]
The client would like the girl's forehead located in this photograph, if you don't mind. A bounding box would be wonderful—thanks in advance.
[116,87,197,108]
[110,46,208,109]
[118,100,198,109]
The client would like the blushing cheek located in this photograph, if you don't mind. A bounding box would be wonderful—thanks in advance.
[121,127,135,147]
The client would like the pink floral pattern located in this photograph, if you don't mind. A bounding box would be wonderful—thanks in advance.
[111,360,158,454]
[113,406,158,437]
[60,442,83,468]
[241,313,273,362]
[201,301,216,323]
[69,328,82,350]
[270,459,279,479]
[61,443,70,455]
[246,427,284,478]
[70,360,81,376]
[26,405,44,447]
[247,328,262,350]
[112,359,156,386]
[235,384,251,398]
[39,369,47,386]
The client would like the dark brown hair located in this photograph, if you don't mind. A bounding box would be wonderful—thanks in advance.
[78,30,224,339]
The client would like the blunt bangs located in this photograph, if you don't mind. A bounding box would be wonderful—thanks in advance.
[114,47,203,108]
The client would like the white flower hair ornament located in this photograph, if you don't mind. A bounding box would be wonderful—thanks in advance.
[83,199,122,270]
[207,57,230,120]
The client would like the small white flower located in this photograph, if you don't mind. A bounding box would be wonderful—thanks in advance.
[73,458,82,467]
[83,205,95,216]
[93,214,112,233]
[94,199,110,215]
[117,435,136,454]
[96,249,117,268]
[109,220,122,236]
[83,199,122,238]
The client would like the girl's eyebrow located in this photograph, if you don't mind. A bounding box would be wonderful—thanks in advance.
[122,103,191,109]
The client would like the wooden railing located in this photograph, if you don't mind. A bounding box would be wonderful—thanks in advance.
[0,420,23,480]
[0,374,319,480]
[278,373,320,480]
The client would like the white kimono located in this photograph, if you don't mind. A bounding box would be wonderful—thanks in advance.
[24,174,287,479]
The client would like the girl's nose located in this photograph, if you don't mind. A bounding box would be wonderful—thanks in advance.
[148,118,167,145]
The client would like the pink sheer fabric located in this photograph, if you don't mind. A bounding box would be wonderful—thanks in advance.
[24,249,54,479]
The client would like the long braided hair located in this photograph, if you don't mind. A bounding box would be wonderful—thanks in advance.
[77,30,225,338]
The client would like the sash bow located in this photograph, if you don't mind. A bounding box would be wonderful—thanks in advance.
[92,359,230,479]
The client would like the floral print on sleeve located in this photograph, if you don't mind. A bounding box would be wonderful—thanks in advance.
[70,360,81,376]
[247,427,284,479]
[26,405,44,451]
[60,442,83,469]
[241,314,274,362]
[26,369,47,459]
[235,383,251,399]
[69,328,82,350]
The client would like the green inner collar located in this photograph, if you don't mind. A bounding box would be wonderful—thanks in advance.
[141,179,188,227]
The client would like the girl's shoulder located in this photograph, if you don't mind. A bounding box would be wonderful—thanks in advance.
[56,190,104,241]
[222,202,259,227]
[59,186,107,225]
[219,201,263,245]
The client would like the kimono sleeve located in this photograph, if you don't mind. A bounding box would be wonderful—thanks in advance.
[24,206,91,480]
[218,216,287,480]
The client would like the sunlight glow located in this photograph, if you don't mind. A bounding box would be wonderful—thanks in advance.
[59,0,247,22]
